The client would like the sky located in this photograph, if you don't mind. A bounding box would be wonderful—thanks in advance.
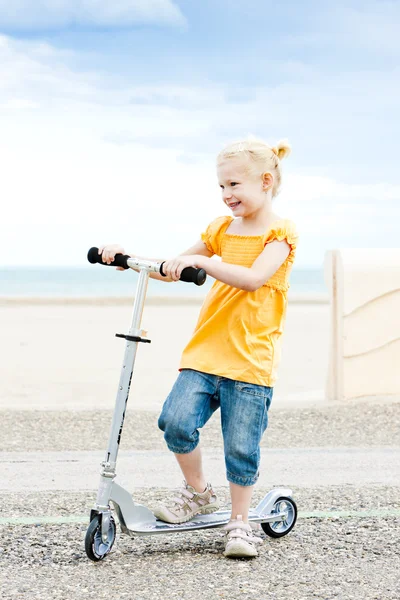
[1,0,399,268]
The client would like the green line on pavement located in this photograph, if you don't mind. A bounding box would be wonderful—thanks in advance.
[300,509,400,519]
[1,509,400,526]
[0,515,87,525]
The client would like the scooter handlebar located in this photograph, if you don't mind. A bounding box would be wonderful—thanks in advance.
[160,262,206,286]
[87,247,131,270]
[87,247,207,286]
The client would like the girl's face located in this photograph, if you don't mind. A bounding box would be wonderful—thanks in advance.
[217,159,270,218]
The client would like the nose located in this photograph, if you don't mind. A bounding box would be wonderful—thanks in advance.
[222,188,232,201]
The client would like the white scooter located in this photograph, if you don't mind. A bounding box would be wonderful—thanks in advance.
[84,247,297,562]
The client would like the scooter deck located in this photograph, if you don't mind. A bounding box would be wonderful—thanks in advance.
[113,506,286,536]
[110,482,292,536]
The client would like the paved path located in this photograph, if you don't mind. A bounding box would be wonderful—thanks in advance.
[1,447,399,492]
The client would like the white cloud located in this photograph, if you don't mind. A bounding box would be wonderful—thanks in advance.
[0,35,399,268]
[2,34,399,168]
[281,0,400,58]
[0,35,107,102]
[277,175,400,266]
[327,1,400,56]
[0,0,186,30]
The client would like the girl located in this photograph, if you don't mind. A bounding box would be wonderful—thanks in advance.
[99,137,298,558]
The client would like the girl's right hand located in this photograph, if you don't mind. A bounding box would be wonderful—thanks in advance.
[98,244,126,267]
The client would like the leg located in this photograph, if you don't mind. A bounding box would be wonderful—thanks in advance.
[174,446,206,494]
[158,370,219,464]
[221,380,273,558]
[220,379,273,515]
[224,484,264,558]
[155,370,220,523]
[229,482,254,523]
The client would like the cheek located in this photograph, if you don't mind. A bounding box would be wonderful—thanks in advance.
[252,186,265,201]
[243,187,258,201]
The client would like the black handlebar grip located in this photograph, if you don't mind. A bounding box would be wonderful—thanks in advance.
[181,267,207,286]
[87,247,130,270]
[160,262,207,286]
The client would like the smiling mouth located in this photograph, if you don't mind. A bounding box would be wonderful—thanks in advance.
[228,201,241,209]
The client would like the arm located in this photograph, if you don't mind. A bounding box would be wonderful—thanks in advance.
[137,240,214,283]
[98,241,212,281]
[163,240,290,291]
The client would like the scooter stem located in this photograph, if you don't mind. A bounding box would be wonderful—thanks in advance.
[95,268,150,509]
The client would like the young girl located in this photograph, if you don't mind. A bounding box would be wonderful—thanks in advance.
[99,137,298,558]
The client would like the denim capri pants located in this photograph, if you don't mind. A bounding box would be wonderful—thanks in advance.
[158,369,273,487]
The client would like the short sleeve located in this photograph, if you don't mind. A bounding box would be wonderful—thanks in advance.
[201,216,232,256]
[264,219,298,261]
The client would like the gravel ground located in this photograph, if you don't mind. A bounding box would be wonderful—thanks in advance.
[1,521,399,600]
[2,402,400,453]
[1,486,400,519]
[1,515,399,597]
[2,400,399,599]
[1,487,400,600]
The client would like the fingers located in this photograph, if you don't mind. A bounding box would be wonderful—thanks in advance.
[101,249,114,265]
[171,261,182,281]
[163,258,195,281]
[162,259,180,281]
[98,245,125,265]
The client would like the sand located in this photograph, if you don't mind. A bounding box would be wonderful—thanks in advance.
[0,298,330,411]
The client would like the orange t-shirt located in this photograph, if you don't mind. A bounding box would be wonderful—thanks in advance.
[179,216,298,387]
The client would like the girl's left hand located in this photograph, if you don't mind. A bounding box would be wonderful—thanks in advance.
[162,255,202,281]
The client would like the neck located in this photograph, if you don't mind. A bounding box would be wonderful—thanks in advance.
[241,196,276,228]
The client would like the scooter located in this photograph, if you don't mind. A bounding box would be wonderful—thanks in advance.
[85,247,297,562]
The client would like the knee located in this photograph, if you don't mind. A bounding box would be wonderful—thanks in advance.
[158,410,183,437]
[225,434,258,464]
[158,410,198,453]
[157,411,167,433]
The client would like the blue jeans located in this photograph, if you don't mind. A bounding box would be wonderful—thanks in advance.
[158,369,273,486]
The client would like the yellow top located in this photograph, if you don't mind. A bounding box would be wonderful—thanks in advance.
[179,216,299,387]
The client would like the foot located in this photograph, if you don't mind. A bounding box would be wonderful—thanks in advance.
[152,480,219,524]
[223,515,263,558]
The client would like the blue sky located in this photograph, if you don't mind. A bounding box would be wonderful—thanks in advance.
[1,0,399,267]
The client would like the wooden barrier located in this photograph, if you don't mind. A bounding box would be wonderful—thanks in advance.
[325,249,400,401]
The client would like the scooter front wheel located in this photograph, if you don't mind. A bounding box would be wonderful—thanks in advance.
[85,514,116,561]
[261,497,297,538]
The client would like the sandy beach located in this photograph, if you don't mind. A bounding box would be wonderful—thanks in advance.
[0,297,331,411]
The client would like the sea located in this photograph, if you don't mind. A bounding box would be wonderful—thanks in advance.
[0,266,326,298]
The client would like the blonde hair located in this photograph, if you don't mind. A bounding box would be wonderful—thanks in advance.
[217,136,291,197]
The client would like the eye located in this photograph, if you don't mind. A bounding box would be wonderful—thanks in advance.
[230,182,238,187]
[219,185,224,190]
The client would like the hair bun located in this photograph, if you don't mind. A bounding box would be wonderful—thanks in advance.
[273,139,291,160]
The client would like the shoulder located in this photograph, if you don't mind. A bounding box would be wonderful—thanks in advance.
[264,218,299,257]
[265,218,298,242]
[201,216,233,255]
[208,215,233,230]
[203,215,233,238]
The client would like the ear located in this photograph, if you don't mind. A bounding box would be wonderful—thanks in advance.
[262,172,274,191]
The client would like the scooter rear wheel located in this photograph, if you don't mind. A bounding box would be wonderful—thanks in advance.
[261,497,297,538]
[85,514,116,561]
